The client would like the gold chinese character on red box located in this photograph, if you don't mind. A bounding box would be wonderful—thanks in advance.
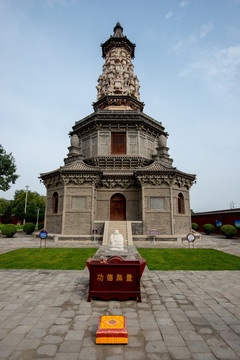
[97,273,104,281]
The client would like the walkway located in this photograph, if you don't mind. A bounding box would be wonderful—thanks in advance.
[0,233,239,359]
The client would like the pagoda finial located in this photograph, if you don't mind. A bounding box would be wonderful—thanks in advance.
[113,22,124,38]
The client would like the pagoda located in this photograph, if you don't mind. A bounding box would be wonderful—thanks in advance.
[40,23,196,243]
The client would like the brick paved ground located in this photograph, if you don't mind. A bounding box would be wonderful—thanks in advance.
[0,233,239,359]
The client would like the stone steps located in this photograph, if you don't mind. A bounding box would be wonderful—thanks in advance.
[102,221,133,246]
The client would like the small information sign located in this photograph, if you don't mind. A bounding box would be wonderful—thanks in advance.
[150,229,158,236]
[216,220,222,227]
[234,220,240,229]
[39,230,48,248]
[186,233,195,248]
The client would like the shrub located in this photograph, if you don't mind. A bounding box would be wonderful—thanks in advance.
[220,225,237,239]
[23,222,36,235]
[192,223,199,231]
[38,223,44,230]
[203,224,215,235]
[1,224,17,238]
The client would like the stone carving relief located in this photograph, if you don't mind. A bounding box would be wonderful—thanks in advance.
[99,178,136,189]
[140,136,146,156]
[41,175,62,188]
[61,174,101,186]
[137,175,173,186]
[91,136,97,156]
[96,48,140,101]
[81,135,98,158]
[128,135,138,154]
[136,174,194,189]
[99,133,110,154]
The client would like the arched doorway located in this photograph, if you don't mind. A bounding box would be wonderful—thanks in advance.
[110,193,126,220]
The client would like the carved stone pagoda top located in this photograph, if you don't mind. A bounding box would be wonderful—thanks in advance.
[94,23,144,111]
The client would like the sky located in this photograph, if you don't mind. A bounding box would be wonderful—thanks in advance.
[0,0,240,212]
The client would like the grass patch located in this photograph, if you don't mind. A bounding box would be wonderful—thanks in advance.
[137,248,240,270]
[0,248,97,270]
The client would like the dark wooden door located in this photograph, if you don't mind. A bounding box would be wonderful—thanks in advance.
[110,194,126,220]
[111,133,126,154]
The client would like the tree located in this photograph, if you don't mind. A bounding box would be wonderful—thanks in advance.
[12,190,45,223]
[0,198,9,214]
[0,145,19,191]
[2,202,13,224]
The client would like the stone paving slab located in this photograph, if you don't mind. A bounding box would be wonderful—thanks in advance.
[0,234,239,359]
[0,268,239,359]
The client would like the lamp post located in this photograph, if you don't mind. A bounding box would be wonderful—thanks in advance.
[23,186,29,225]
[36,208,40,229]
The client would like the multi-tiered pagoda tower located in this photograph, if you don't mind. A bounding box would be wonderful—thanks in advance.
[40,23,196,243]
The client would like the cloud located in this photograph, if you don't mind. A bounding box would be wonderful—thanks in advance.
[180,0,190,7]
[165,11,173,20]
[173,33,197,52]
[43,0,80,7]
[179,45,240,102]
[172,22,214,52]
[199,22,214,39]
[227,26,240,39]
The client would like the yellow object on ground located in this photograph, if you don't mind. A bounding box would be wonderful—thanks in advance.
[96,315,128,344]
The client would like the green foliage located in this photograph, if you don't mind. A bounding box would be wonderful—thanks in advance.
[0,145,19,191]
[13,190,45,223]
[203,223,215,235]
[0,198,9,214]
[137,248,240,270]
[23,222,36,235]
[220,225,237,239]
[1,202,13,224]
[0,248,97,270]
[192,223,199,231]
[38,223,44,230]
[1,224,17,238]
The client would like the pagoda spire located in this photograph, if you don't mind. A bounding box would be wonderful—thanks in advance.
[113,22,124,38]
[94,23,144,112]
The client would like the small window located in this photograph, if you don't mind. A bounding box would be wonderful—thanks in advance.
[111,133,126,154]
[178,193,185,214]
[52,192,58,214]
[150,197,165,210]
[71,197,86,211]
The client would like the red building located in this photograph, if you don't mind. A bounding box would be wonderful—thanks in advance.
[192,208,240,237]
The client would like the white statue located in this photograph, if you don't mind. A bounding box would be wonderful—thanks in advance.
[109,230,124,251]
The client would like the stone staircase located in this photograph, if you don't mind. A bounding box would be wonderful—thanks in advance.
[102,221,133,246]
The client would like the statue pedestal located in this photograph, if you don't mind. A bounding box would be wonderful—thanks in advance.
[105,248,128,258]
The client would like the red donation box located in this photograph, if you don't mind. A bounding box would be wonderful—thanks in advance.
[86,255,146,302]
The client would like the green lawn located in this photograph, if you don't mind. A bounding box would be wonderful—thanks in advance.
[0,248,240,271]
[137,248,240,270]
[0,248,97,270]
